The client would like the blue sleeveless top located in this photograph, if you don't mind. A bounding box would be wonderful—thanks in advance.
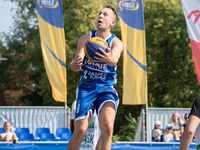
[80,30,117,86]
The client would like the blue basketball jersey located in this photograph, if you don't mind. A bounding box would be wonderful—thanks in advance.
[80,30,117,86]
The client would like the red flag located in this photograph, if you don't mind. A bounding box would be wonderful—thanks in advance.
[181,0,200,85]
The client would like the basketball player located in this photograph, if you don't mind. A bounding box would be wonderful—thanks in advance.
[179,95,200,150]
[67,4,123,150]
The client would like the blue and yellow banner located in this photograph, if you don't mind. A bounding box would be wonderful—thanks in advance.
[35,0,67,102]
[117,0,147,105]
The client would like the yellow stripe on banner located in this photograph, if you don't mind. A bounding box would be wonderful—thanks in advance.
[37,13,67,102]
[120,17,147,105]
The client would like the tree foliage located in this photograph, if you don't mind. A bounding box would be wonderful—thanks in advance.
[144,0,200,107]
[0,0,200,137]
[118,113,138,141]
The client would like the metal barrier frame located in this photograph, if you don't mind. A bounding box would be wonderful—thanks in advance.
[0,106,71,137]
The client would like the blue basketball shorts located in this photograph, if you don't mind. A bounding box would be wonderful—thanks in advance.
[75,84,119,122]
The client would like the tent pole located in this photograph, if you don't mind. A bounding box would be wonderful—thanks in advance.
[146,103,148,142]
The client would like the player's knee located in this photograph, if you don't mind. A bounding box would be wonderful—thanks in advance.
[101,123,113,136]
[186,127,195,137]
[76,126,87,138]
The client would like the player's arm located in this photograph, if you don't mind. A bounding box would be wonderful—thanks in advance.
[94,38,123,66]
[179,115,200,150]
[70,34,90,72]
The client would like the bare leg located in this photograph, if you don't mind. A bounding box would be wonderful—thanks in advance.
[0,134,4,141]
[12,133,18,143]
[12,133,18,140]
[5,134,10,142]
[67,114,90,150]
[179,115,200,150]
[157,137,160,142]
[0,134,3,141]
[96,102,116,150]
[174,132,180,140]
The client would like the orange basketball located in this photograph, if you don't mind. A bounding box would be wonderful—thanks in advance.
[84,37,108,62]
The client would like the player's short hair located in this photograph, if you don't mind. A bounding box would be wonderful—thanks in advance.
[104,4,118,21]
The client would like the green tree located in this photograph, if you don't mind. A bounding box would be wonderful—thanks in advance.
[0,0,54,106]
[118,113,138,141]
[144,0,200,108]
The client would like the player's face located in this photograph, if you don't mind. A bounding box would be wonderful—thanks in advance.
[4,123,11,132]
[97,8,115,30]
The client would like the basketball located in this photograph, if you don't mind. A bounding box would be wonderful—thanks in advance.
[84,37,108,62]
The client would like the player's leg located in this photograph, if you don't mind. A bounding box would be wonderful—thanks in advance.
[180,96,200,150]
[67,85,95,150]
[179,115,200,150]
[96,101,116,150]
[67,114,91,150]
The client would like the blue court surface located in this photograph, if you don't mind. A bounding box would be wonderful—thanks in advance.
[0,142,196,150]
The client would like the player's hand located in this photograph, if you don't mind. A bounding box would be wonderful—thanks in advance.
[94,47,116,66]
[70,55,83,72]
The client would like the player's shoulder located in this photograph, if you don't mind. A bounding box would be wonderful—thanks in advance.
[110,32,122,44]
[112,37,123,49]
[113,37,122,43]
[78,34,90,44]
